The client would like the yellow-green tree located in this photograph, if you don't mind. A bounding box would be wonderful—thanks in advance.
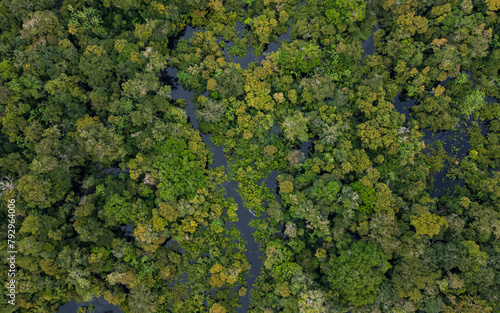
[411,212,448,239]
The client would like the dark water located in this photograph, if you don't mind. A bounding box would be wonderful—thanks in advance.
[59,19,497,313]
[390,70,497,199]
[421,119,490,198]
[163,66,227,169]
[58,22,292,313]
[168,25,204,51]
[300,139,313,156]
[392,84,497,198]
[102,167,128,175]
[163,24,296,312]
[361,24,380,59]
[393,96,484,198]
[393,70,476,123]
[163,63,267,312]
[256,169,281,207]
[221,24,291,69]
[421,122,470,198]
[393,93,416,125]
[225,181,265,312]
[120,224,134,237]
[161,26,292,311]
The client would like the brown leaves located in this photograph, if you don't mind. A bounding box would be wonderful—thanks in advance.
[432,38,448,49]
[263,145,278,155]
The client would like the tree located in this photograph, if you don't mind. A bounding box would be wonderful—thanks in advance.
[20,10,65,45]
[76,114,127,165]
[17,174,69,209]
[350,181,376,214]
[486,0,500,10]
[197,98,226,123]
[298,290,326,313]
[276,41,322,74]
[210,303,227,313]
[442,294,493,313]
[411,212,448,239]
[281,111,309,142]
[327,241,391,306]
[67,5,105,35]
[325,0,366,32]
[249,14,278,46]
[433,240,488,274]
[78,44,115,90]
[153,137,208,202]
[459,90,486,117]
[122,72,161,99]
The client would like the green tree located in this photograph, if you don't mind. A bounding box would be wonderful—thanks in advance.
[327,241,391,306]
[442,294,493,313]
[325,0,366,32]
[153,137,207,202]
[281,111,309,142]
[459,90,486,117]
[350,181,376,214]
[76,114,127,165]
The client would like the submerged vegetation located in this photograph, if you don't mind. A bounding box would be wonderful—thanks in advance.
[0,0,500,312]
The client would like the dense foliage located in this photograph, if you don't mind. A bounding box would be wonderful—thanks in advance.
[0,0,499,312]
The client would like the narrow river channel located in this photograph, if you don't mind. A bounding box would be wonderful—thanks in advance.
[58,21,500,313]
[58,21,375,313]
[162,64,267,313]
